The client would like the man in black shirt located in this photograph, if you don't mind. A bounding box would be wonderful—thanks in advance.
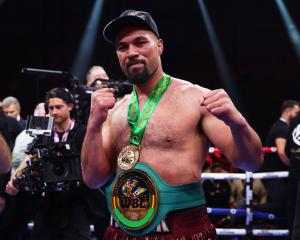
[285,112,300,239]
[259,100,300,217]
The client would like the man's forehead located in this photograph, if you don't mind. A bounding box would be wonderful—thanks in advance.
[91,69,106,76]
[115,26,156,43]
[48,98,66,105]
[4,104,18,110]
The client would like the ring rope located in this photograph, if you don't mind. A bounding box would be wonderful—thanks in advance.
[202,171,289,180]
[204,147,289,236]
[209,146,277,154]
[216,228,289,236]
[207,207,287,220]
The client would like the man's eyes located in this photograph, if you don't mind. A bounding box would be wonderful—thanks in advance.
[136,40,147,45]
[49,106,63,110]
[116,40,148,51]
[116,45,127,51]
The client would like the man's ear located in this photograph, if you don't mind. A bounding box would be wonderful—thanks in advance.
[157,39,164,56]
[68,103,74,111]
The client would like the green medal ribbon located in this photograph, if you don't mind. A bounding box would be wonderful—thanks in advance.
[128,74,171,145]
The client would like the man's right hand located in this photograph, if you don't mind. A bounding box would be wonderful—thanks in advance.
[89,87,116,127]
[5,179,19,196]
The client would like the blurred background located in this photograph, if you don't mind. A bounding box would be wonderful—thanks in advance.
[0,0,299,141]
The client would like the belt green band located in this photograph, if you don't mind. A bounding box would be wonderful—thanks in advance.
[105,162,206,236]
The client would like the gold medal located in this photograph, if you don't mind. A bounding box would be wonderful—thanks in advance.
[118,145,141,170]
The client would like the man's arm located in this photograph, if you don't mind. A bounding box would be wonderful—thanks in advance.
[0,133,12,173]
[275,138,290,167]
[5,155,29,196]
[81,88,116,189]
[201,89,263,171]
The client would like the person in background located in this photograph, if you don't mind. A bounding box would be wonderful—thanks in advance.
[0,103,45,240]
[12,102,46,172]
[2,96,26,129]
[259,100,300,217]
[86,65,109,88]
[6,88,92,240]
[81,66,110,125]
[285,111,300,239]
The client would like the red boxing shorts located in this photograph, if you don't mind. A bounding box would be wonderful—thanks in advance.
[104,205,217,240]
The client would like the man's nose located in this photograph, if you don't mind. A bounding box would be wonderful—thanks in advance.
[127,45,139,57]
[51,108,58,115]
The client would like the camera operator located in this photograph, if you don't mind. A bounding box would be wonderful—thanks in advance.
[6,88,96,240]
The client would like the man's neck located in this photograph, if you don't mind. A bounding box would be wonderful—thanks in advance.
[279,117,288,124]
[55,118,73,133]
[134,70,164,97]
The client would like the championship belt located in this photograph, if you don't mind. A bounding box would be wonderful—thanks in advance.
[110,168,158,230]
[106,162,206,236]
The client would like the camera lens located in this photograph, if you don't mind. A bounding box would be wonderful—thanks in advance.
[52,163,67,177]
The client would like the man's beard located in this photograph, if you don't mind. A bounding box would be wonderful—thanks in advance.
[126,67,150,85]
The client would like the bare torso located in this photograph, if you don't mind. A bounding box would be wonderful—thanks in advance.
[108,78,210,185]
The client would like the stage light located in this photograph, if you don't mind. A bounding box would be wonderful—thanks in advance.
[71,0,104,83]
[197,0,243,110]
[275,0,300,62]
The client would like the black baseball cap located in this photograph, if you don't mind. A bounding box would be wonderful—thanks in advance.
[45,88,74,104]
[103,10,159,44]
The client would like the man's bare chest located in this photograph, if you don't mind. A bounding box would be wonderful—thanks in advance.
[111,101,200,152]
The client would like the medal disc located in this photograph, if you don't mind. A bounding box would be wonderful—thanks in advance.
[118,145,140,170]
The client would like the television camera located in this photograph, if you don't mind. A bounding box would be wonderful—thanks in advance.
[21,67,133,124]
[13,116,83,192]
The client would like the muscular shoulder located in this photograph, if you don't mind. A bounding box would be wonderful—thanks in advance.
[169,77,211,105]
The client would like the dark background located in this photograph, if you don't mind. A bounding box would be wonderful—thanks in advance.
[0,0,299,142]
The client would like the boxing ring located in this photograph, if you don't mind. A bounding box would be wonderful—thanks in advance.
[203,147,289,237]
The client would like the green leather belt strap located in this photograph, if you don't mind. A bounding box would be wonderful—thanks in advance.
[106,162,206,236]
